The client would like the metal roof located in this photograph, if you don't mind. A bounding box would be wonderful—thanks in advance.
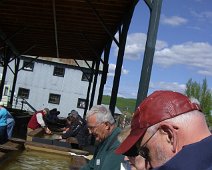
[0,0,135,60]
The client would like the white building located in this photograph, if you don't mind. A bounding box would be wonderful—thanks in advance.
[0,55,102,118]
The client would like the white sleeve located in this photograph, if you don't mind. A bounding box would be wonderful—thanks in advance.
[36,113,46,127]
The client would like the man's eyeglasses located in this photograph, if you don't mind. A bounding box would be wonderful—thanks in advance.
[137,129,159,160]
[124,129,159,158]
[87,122,103,132]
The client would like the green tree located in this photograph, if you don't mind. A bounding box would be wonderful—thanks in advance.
[185,78,212,127]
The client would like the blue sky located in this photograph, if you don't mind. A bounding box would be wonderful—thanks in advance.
[103,0,212,99]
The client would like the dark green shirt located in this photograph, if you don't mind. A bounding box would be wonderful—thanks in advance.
[81,127,124,170]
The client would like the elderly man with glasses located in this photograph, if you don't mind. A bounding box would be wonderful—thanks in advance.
[116,90,212,170]
[81,105,124,170]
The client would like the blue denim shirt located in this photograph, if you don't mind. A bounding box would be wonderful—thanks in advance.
[0,108,8,126]
[7,111,15,124]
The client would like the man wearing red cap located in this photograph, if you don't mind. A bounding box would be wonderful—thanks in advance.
[116,90,212,170]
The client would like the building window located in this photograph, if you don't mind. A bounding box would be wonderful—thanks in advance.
[0,55,4,66]
[53,66,65,77]
[3,85,10,96]
[17,88,30,99]
[48,93,61,104]
[81,72,91,82]
[23,61,34,71]
[77,98,87,109]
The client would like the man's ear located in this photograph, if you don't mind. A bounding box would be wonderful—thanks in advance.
[159,123,179,153]
[104,122,111,130]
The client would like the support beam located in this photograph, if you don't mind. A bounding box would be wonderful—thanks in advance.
[109,0,138,116]
[73,59,91,82]
[86,0,119,47]
[81,33,104,65]
[89,59,100,109]
[18,55,39,71]
[2,27,27,44]
[73,48,92,69]
[9,45,36,63]
[0,46,10,100]
[136,0,163,108]
[73,59,94,118]
[84,61,95,118]
[52,0,59,58]
[144,0,153,9]
[10,57,20,105]
[0,29,19,56]
[7,64,14,75]
[97,40,112,104]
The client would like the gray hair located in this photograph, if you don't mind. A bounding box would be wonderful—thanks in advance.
[86,105,115,124]
[68,109,79,118]
[43,108,50,114]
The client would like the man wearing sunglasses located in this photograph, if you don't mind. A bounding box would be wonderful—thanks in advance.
[117,125,150,170]
[81,105,124,170]
[116,90,212,170]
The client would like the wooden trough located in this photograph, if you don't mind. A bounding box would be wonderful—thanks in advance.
[0,108,93,169]
[25,128,91,169]
[0,138,25,161]
[0,128,92,169]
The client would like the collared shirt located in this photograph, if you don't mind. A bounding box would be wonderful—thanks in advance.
[81,127,124,170]
[36,113,46,127]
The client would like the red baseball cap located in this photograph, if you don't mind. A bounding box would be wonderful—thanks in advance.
[115,90,201,155]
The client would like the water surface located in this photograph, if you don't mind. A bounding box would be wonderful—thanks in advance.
[0,150,72,170]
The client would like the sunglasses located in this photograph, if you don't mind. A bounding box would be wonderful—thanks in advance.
[124,129,159,159]
[137,129,159,160]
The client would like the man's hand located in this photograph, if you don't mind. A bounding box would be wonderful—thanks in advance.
[45,127,52,135]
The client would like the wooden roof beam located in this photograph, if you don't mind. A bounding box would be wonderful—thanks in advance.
[86,0,119,47]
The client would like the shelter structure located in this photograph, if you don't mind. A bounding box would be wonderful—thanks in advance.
[0,0,162,116]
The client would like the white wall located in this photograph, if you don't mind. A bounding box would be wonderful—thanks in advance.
[0,57,102,118]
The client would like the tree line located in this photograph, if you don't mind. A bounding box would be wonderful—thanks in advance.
[185,78,212,127]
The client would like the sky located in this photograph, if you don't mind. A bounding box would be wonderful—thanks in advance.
[103,0,212,99]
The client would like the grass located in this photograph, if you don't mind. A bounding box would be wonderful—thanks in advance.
[102,95,136,114]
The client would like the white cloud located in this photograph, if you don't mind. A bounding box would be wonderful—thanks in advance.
[197,70,212,76]
[104,81,186,99]
[113,33,168,60]
[161,15,188,26]
[154,41,212,76]
[122,68,129,74]
[103,83,134,98]
[190,9,212,24]
[103,84,112,96]
[187,26,201,31]
[107,72,115,77]
[190,10,212,20]
[107,63,129,77]
[115,89,137,99]
[150,81,186,93]
[120,33,212,77]
[109,63,116,72]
